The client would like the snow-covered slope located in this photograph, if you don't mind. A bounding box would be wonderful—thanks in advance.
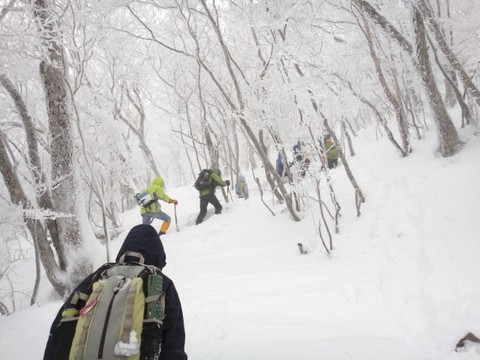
[1,129,480,359]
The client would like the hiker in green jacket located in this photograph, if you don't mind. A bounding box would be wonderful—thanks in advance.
[324,135,339,169]
[142,176,178,235]
[195,169,230,225]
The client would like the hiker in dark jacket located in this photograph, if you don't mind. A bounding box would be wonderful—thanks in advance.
[276,152,285,177]
[43,224,188,360]
[195,169,230,225]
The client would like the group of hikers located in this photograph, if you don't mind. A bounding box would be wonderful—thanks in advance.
[276,135,339,178]
[137,168,233,238]
[43,138,338,359]
[139,134,339,239]
[43,168,236,359]
[43,130,480,359]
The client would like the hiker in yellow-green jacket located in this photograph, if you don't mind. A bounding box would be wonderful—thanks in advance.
[324,135,339,169]
[195,169,230,225]
[142,176,178,235]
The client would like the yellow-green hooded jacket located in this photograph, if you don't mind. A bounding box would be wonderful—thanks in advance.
[325,138,339,160]
[140,176,172,215]
[199,170,228,198]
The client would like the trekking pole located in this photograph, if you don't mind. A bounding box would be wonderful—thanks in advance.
[174,203,179,232]
[226,185,232,210]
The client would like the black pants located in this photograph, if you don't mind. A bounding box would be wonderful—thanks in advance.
[196,193,222,224]
[328,158,338,169]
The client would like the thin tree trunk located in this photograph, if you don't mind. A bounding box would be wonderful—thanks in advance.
[353,0,463,157]
[196,62,218,168]
[0,300,8,316]
[426,34,472,127]
[391,67,412,154]
[413,7,462,157]
[417,0,480,107]
[198,0,300,221]
[0,132,67,295]
[362,20,410,156]
[309,99,366,214]
[182,100,203,172]
[0,73,66,270]
[342,120,355,157]
[334,73,405,155]
[315,178,332,253]
[178,121,197,181]
[30,220,41,305]
[259,130,283,202]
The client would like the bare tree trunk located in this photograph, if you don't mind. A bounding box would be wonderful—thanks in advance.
[181,99,203,172]
[259,130,283,202]
[362,20,410,156]
[31,220,41,305]
[413,7,462,157]
[426,34,472,127]
[325,114,365,215]
[67,80,111,262]
[118,122,158,178]
[401,73,424,139]
[198,0,300,221]
[34,0,83,255]
[0,131,67,295]
[444,0,457,108]
[308,98,365,214]
[120,86,162,177]
[177,121,197,181]
[353,0,462,157]
[232,121,241,175]
[353,0,413,54]
[417,0,480,107]
[0,73,66,270]
[334,73,405,155]
[0,300,8,316]
[196,63,218,169]
[315,178,333,253]
[342,120,355,157]
[391,67,412,154]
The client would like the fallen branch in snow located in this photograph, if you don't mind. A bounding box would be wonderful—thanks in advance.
[254,177,275,217]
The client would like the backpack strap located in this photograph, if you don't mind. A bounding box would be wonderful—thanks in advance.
[72,281,107,360]
[118,251,145,264]
[121,278,142,344]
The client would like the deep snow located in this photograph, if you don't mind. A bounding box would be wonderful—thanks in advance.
[1,128,480,359]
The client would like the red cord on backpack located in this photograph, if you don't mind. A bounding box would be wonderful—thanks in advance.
[79,299,98,316]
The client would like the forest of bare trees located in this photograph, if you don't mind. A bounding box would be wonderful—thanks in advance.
[0,0,478,310]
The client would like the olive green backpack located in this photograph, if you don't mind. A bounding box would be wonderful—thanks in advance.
[60,252,165,360]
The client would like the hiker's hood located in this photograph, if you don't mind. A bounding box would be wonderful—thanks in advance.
[152,176,165,188]
[115,224,166,269]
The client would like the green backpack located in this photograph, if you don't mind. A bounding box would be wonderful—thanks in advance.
[61,252,165,360]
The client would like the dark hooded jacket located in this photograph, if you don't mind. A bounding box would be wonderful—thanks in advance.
[43,224,188,360]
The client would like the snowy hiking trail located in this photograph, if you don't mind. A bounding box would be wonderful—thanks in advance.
[163,197,412,360]
[1,130,480,359]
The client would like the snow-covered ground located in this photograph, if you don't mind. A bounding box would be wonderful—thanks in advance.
[1,128,480,359]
